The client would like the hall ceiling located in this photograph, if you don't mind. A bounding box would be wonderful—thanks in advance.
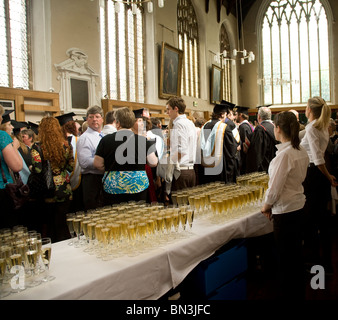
[205,0,257,23]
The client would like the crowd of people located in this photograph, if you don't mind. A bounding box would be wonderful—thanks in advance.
[1,96,338,299]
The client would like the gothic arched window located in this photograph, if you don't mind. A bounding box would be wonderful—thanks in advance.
[100,0,145,102]
[177,0,199,98]
[220,23,232,102]
[260,0,331,105]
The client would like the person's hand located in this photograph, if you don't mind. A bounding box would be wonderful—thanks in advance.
[261,204,272,220]
[328,174,338,187]
[12,137,20,149]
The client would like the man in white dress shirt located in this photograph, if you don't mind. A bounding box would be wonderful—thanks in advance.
[77,105,105,211]
[166,96,197,191]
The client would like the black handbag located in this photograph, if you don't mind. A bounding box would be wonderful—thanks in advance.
[0,156,30,210]
[27,145,55,199]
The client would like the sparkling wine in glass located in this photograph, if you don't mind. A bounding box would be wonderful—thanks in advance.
[41,238,55,282]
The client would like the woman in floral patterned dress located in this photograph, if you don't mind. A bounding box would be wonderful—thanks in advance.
[31,116,74,242]
[93,107,158,205]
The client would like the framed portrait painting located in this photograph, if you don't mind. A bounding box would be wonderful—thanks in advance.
[159,42,183,99]
[210,64,223,104]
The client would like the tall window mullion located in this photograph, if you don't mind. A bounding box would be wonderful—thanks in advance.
[288,21,292,103]
[270,23,274,103]
[307,16,312,98]
[317,16,322,96]
[125,7,130,102]
[279,21,283,104]
[297,20,302,102]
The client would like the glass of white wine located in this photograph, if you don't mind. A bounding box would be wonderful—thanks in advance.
[187,209,194,229]
[25,239,41,287]
[40,238,55,282]
[72,215,83,248]
[66,213,76,246]
[9,245,26,293]
[0,249,11,298]
[126,224,137,257]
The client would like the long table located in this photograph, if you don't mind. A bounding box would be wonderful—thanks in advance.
[5,209,273,300]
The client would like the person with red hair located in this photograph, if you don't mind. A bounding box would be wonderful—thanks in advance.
[30,116,74,242]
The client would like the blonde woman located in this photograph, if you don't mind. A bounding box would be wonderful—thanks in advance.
[301,96,337,273]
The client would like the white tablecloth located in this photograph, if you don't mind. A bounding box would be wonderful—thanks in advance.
[6,209,273,300]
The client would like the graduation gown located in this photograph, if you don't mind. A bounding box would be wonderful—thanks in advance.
[246,120,277,173]
[238,120,254,174]
[200,119,238,184]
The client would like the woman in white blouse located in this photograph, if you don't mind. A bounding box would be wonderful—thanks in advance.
[261,111,309,300]
[300,96,337,274]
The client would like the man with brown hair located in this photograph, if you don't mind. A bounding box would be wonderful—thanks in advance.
[166,96,197,190]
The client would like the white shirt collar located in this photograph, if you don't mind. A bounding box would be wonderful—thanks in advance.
[276,140,291,151]
[173,114,187,125]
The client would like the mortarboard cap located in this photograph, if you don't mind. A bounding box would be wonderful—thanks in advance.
[221,100,236,110]
[133,108,145,119]
[235,106,250,115]
[12,120,29,135]
[257,104,272,109]
[28,121,39,135]
[213,104,229,114]
[55,112,76,126]
[1,110,14,124]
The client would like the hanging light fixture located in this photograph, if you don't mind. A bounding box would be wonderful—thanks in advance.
[111,0,164,14]
[215,0,255,65]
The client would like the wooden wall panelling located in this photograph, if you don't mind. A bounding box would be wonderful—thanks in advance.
[0,87,60,121]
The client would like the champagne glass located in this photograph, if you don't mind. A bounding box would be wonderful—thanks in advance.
[110,223,122,256]
[100,227,112,261]
[127,224,137,257]
[25,239,41,287]
[136,222,147,252]
[179,210,188,231]
[28,232,43,274]
[171,211,180,238]
[146,219,156,245]
[8,245,26,293]
[164,214,173,238]
[81,217,91,248]
[0,250,11,298]
[171,192,177,207]
[72,215,83,248]
[187,209,194,229]
[85,222,97,254]
[40,238,55,281]
[66,213,76,246]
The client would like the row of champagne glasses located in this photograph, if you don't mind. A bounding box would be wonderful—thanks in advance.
[66,203,195,260]
[0,226,54,298]
[171,172,269,221]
